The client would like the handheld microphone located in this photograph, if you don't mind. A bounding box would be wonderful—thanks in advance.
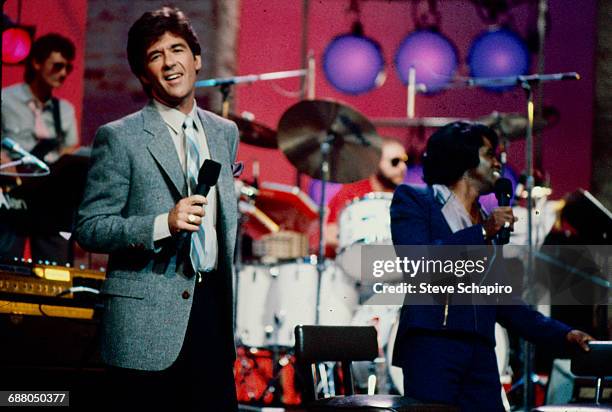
[194,159,222,197]
[1,137,50,172]
[494,177,513,245]
[178,159,222,258]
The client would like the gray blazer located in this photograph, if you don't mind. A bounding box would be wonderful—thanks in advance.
[75,102,239,371]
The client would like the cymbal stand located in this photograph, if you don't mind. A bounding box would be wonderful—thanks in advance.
[315,135,333,325]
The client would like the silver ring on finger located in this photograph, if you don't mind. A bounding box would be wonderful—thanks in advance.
[503,221,510,229]
[187,214,197,224]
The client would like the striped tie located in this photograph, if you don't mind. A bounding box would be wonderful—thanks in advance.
[184,116,216,273]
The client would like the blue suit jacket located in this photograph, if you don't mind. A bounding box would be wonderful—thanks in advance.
[390,184,571,364]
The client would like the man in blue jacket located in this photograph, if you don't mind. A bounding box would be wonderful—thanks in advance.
[390,121,592,411]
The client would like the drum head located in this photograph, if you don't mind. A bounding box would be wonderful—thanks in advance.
[337,192,394,281]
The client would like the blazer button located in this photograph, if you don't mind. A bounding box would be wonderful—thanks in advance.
[182,290,190,300]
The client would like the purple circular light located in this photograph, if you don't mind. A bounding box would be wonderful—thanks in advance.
[394,30,458,93]
[468,28,530,92]
[323,34,385,95]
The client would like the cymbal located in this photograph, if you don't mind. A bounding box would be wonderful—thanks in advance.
[477,111,549,140]
[277,99,382,183]
[372,116,467,128]
[226,113,277,148]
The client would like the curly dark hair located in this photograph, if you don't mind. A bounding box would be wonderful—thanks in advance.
[127,6,201,94]
[24,33,75,83]
[422,121,499,186]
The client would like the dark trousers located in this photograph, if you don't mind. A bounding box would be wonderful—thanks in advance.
[102,271,237,412]
[397,330,505,412]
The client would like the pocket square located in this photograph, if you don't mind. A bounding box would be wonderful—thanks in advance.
[232,161,244,177]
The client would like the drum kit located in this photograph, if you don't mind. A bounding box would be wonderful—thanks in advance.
[230,98,398,405]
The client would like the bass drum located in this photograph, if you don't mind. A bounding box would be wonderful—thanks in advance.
[351,302,511,395]
[236,260,318,347]
[336,192,394,281]
[236,260,358,347]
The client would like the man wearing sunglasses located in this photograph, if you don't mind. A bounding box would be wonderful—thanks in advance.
[1,33,78,264]
[2,33,78,163]
[325,138,408,256]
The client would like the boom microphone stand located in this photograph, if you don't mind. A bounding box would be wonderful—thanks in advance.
[476,72,580,411]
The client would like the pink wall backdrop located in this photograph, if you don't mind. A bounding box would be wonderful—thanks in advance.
[1,1,596,199]
[2,0,88,145]
[235,0,597,199]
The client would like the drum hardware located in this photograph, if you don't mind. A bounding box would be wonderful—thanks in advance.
[277,99,382,184]
[278,99,382,323]
[239,181,318,242]
[234,345,302,406]
[224,112,278,149]
[253,230,309,260]
[238,200,279,235]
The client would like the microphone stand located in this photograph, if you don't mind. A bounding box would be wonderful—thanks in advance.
[195,68,308,118]
[474,71,579,411]
[517,74,578,411]
[0,157,50,177]
[521,77,537,411]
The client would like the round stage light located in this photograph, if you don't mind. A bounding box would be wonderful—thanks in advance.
[394,30,458,94]
[468,27,530,92]
[2,27,33,64]
[323,34,385,95]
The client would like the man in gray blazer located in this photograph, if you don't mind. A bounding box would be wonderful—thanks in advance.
[75,6,239,411]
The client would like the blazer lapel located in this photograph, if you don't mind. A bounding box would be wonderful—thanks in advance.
[143,102,186,197]
[197,109,231,191]
[197,109,236,234]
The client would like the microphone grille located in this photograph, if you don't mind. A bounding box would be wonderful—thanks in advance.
[494,177,513,200]
[198,159,222,186]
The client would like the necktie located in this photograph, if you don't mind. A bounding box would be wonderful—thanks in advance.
[183,116,217,274]
[28,100,51,139]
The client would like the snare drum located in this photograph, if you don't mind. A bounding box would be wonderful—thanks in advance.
[337,192,393,280]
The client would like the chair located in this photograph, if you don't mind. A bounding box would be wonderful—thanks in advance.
[294,325,459,412]
[532,341,612,412]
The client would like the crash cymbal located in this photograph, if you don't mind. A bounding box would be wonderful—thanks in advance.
[477,111,549,140]
[277,99,382,183]
[225,113,278,148]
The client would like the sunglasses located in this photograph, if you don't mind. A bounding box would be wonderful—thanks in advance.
[390,154,408,167]
[51,62,74,74]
